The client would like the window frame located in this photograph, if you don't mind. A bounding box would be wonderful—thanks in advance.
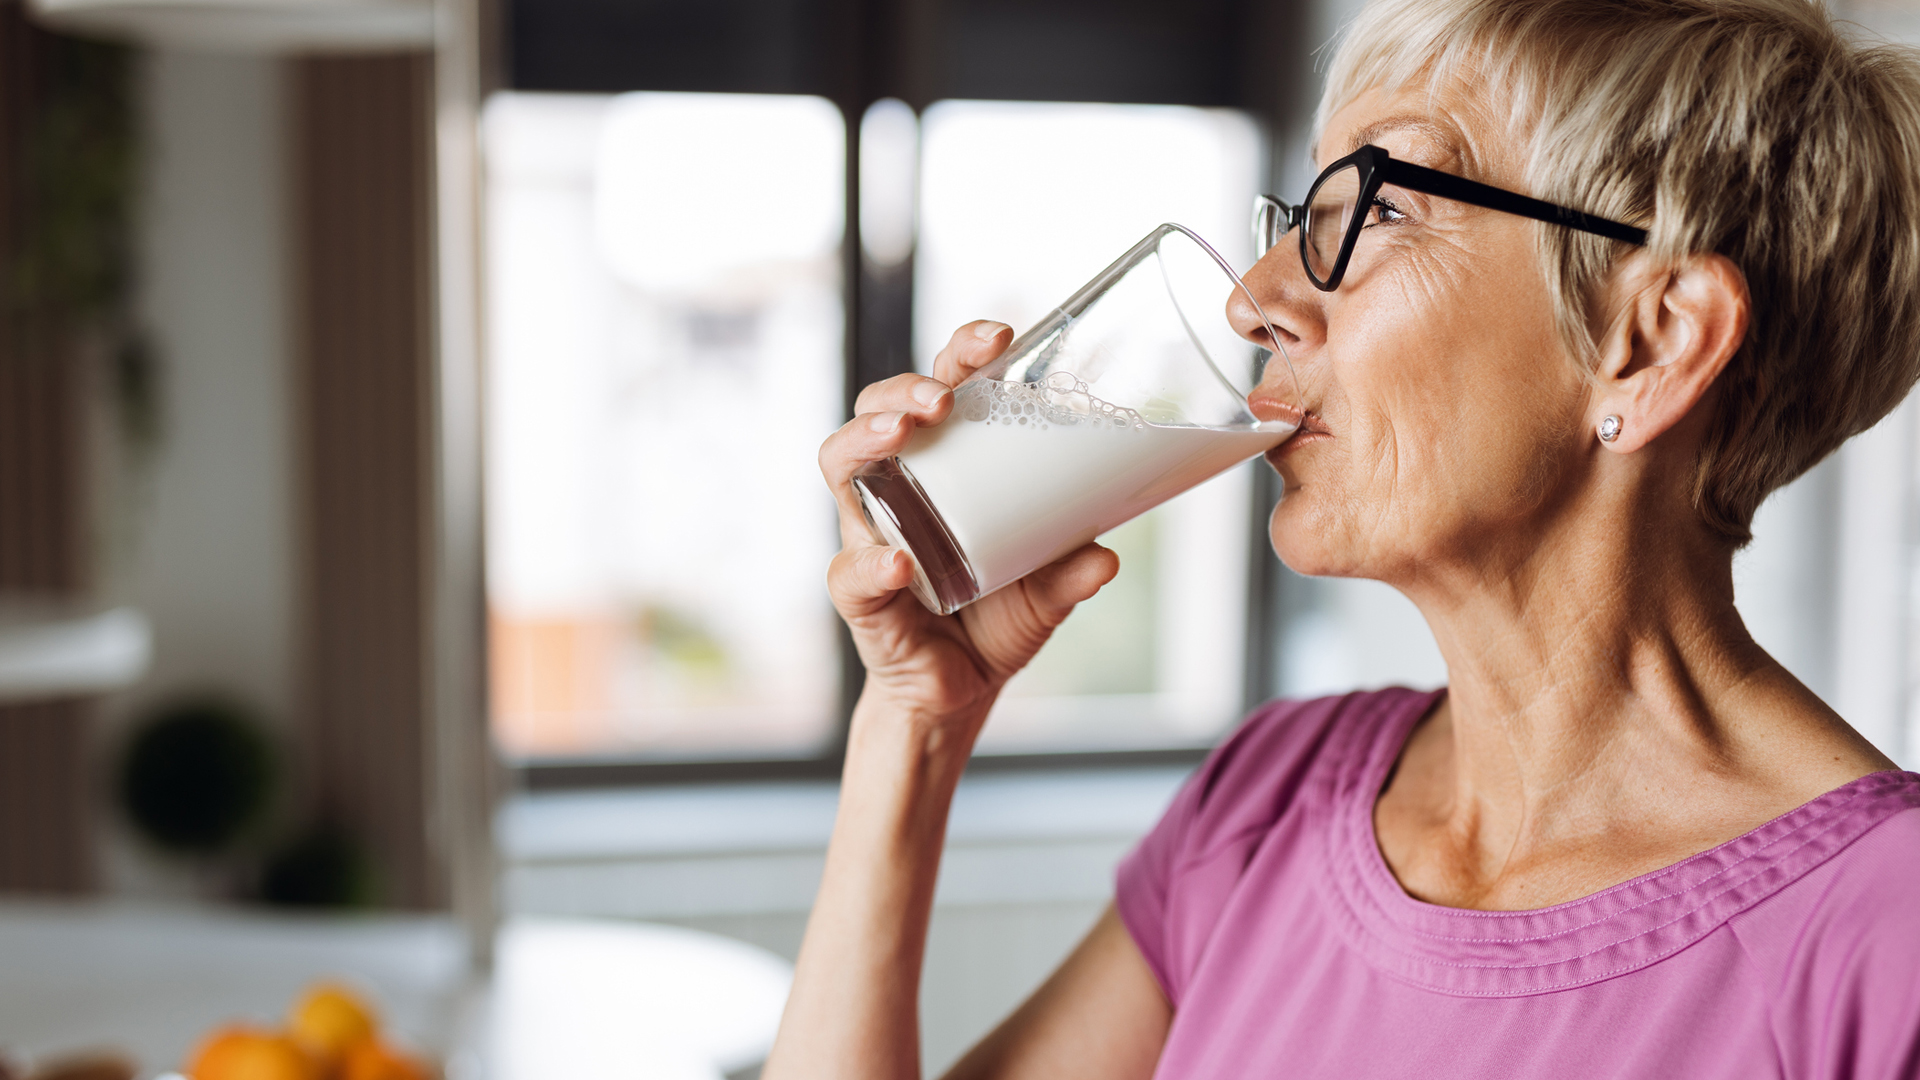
[502,0,1309,790]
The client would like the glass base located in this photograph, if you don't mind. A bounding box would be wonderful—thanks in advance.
[851,457,980,616]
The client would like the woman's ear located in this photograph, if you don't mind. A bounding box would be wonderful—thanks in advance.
[1589,253,1749,453]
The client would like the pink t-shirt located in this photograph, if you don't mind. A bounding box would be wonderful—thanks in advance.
[1116,688,1920,1079]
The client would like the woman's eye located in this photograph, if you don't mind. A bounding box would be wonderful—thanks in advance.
[1367,196,1407,226]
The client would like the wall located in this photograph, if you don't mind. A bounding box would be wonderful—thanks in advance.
[1831,0,1920,764]
[100,48,297,895]
[0,5,94,892]
[293,52,442,909]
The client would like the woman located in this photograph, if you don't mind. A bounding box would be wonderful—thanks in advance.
[769,0,1920,1076]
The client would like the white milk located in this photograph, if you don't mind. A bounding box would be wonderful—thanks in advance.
[898,374,1292,598]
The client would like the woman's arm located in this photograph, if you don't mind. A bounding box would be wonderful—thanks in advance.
[767,711,1172,1080]
[762,690,979,1080]
[941,906,1171,1080]
[763,322,1159,1079]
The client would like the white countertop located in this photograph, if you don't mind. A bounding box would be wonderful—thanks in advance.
[0,901,790,1080]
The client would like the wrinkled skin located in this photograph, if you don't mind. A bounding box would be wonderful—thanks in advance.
[1242,92,1588,592]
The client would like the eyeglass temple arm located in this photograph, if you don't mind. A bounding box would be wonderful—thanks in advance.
[1381,158,1648,246]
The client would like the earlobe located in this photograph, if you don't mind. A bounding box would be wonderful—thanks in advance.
[1591,254,1748,454]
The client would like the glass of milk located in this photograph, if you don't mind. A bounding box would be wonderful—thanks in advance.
[853,223,1300,616]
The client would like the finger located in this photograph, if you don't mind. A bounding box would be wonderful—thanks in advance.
[931,321,1011,387]
[820,410,914,487]
[819,409,916,537]
[961,543,1119,676]
[1020,543,1122,624]
[853,373,955,424]
[827,541,917,617]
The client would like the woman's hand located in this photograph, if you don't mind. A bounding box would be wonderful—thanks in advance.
[819,321,1121,736]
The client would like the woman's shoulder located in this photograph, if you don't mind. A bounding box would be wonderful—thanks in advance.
[1172,686,1440,858]
[1116,687,1440,1002]
[1193,687,1441,809]
[1730,772,1920,948]
[1724,779,1920,1076]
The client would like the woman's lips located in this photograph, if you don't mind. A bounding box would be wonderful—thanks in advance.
[1267,414,1330,462]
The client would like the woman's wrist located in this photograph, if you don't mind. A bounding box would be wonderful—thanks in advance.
[842,689,989,805]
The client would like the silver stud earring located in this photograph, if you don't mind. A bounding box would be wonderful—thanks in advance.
[1598,415,1623,443]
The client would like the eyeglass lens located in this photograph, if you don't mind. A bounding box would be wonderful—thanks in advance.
[1254,198,1285,260]
[1304,164,1361,284]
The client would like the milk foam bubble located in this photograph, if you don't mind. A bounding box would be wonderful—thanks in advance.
[951,370,1149,430]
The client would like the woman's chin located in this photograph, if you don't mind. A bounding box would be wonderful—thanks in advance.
[1267,506,1350,579]
[1268,544,1347,580]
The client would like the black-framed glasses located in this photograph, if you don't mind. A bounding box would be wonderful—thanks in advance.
[1254,144,1648,291]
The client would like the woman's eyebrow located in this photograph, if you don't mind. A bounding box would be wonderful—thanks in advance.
[1347,116,1459,156]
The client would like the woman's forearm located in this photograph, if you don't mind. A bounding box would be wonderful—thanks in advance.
[763,693,986,1080]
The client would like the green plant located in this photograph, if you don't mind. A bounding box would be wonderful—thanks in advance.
[12,34,137,326]
[260,822,376,909]
[118,698,278,855]
[8,31,156,449]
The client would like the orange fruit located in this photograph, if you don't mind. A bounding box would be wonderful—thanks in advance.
[184,1026,315,1080]
[339,1042,432,1080]
[287,983,379,1074]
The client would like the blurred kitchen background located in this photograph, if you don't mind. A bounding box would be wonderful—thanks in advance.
[3,0,1919,1075]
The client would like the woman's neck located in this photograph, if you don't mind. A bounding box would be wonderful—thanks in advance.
[1375,501,1893,911]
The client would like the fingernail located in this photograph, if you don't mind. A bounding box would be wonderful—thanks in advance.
[911,380,949,408]
[869,411,904,433]
[973,321,1008,341]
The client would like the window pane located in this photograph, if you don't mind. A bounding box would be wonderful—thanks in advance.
[914,100,1266,753]
[482,91,844,762]
[1273,577,1447,699]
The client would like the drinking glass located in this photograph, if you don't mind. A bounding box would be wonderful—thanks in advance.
[854,223,1300,616]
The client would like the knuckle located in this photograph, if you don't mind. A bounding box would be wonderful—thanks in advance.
[817,433,843,475]
[826,560,863,602]
[855,375,912,413]
[828,543,875,584]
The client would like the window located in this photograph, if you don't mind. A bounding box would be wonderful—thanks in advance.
[481,86,1473,776]
[910,100,1269,753]
[483,0,1468,778]
[483,92,846,763]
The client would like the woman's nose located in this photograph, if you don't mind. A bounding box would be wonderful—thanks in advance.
[1234,245,1322,354]
[1231,245,1323,423]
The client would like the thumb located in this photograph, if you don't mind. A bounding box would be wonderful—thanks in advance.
[1021,543,1121,624]
[962,543,1119,677]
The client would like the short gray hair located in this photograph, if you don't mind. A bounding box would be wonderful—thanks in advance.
[1323,0,1920,544]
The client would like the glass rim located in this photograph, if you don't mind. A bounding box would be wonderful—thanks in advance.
[979,222,1301,427]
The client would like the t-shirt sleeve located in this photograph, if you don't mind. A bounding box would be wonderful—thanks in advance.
[1114,692,1370,1005]
[1733,807,1920,1080]
[1808,933,1920,1080]
[1114,754,1207,999]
